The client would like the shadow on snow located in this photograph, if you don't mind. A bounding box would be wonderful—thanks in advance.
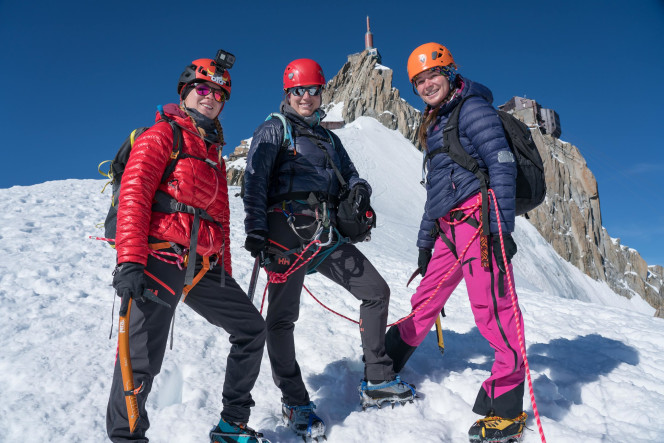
[300,328,638,436]
[527,333,639,420]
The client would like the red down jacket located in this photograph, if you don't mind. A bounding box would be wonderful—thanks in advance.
[115,103,232,275]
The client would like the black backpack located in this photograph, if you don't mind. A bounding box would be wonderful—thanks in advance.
[426,95,546,235]
[101,108,183,245]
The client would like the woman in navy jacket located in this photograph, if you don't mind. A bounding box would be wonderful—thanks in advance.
[385,43,528,443]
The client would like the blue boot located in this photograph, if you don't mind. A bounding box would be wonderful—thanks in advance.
[210,417,269,443]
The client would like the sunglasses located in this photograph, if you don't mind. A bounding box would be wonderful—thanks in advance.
[194,83,226,102]
[288,86,322,97]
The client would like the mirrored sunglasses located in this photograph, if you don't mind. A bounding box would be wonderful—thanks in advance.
[288,86,322,97]
[194,83,226,102]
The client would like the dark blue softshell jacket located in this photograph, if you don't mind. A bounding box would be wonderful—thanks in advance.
[243,108,368,234]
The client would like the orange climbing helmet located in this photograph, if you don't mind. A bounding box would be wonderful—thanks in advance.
[407,42,456,83]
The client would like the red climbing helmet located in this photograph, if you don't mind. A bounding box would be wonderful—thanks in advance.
[177,58,232,100]
[283,59,325,90]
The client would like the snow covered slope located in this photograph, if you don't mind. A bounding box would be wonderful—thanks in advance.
[0,117,661,442]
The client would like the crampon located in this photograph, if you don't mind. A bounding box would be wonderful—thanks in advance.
[359,376,417,410]
[468,411,528,443]
[282,401,327,442]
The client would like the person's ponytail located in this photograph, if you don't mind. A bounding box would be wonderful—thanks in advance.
[417,105,439,150]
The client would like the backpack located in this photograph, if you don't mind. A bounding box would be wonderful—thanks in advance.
[426,95,546,235]
[242,113,376,243]
[100,106,183,245]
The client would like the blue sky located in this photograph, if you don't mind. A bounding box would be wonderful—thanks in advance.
[1,0,663,266]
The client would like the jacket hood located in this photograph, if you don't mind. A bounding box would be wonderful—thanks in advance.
[437,76,494,116]
[160,103,188,121]
[461,77,494,104]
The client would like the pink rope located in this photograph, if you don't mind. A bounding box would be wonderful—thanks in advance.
[281,197,483,327]
[88,236,185,269]
[259,239,323,314]
[487,190,546,442]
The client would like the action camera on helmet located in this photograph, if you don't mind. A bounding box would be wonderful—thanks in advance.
[214,49,235,71]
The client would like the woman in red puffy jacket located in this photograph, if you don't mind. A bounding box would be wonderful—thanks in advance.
[107,55,266,443]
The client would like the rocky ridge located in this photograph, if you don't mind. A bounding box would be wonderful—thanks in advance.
[321,51,421,148]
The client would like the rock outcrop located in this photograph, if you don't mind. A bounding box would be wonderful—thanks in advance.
[321,51,421,148]
[520,130,663,315]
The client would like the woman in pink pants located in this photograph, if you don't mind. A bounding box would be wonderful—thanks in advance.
[385,42,528,443]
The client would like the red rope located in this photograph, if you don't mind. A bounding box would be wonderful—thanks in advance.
[258,238,323,314]
[487,190,546,442]
[88,236,185,268]
[280,197,483,328]
[303,284,360,324]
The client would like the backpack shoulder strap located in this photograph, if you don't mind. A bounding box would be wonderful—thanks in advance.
[440,95,487,179]
[442,95,491,235]
[311,128,347,190]
[154,105,184,183]
[265,112,294,149]
[323,128,336,151]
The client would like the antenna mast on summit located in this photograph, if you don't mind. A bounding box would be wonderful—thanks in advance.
[364,16,381,62]
[365,16,374,50]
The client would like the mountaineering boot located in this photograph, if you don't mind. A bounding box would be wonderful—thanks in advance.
[385,325,417,373]
[282,401,326,441]
[210,417,271,443]
[468,411,528,443]
[359,375,417,410]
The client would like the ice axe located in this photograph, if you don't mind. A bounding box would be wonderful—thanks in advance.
[407,267,445,355]
[118,289,171,433]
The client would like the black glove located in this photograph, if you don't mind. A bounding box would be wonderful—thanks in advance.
[492,234,518,274]
[112,262,146,315]
[418,248,432,276]
[350,184,371,214]
[244,230,268,258]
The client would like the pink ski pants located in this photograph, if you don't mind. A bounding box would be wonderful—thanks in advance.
[398,197,526,403]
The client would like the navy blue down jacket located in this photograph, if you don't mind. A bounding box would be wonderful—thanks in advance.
[243,101,369,234]
[417,76,516,250]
